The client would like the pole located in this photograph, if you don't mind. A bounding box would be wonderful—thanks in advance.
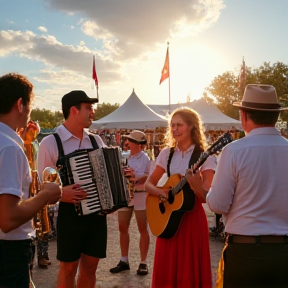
[167,42,171,113]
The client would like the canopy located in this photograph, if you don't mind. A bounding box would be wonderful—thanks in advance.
[90,90,168,130]
[148,98,242,131]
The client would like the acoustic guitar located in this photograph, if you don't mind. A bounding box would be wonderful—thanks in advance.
[146,132,233,239]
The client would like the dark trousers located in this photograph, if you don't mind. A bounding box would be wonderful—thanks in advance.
[223,242,288,288]
[0,239,32,288]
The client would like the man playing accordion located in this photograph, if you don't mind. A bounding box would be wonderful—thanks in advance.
[38,90,107,288]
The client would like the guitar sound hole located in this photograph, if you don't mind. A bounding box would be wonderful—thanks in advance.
[168,190,174,204]
[159,203,165,214]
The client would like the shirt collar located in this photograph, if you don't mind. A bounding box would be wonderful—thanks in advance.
[56,124,91,142]
[174,144,196,154]
[247,127,280,137]
[0,122,24,146]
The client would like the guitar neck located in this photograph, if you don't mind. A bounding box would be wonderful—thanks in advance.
[170,131,232,196]
[171,151,210,195]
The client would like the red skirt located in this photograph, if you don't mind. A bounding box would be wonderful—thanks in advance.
[151,197,212,288]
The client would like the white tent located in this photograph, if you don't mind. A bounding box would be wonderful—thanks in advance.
[148,98,242,131]
[90,89,168,130]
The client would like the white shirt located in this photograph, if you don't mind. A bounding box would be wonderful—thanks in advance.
[156,144,217,176]
[207,127,288,235]
[128,150,150,180]
[0,122,33,240]
[37,125,106,176]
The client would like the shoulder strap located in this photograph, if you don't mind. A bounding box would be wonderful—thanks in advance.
[167,144,203,177]
[88,134,99,150]
[53,133,64,158]
[167,147,175,177]
[189,144,203,168]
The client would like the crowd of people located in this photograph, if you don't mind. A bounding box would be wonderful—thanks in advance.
[1,72,288,288]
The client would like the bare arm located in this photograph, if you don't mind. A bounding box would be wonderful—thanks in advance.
[186,169,214,203]
[0,182,61,233]
[144,165,168,198]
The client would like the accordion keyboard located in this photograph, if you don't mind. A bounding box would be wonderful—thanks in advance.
[69,153,101,215]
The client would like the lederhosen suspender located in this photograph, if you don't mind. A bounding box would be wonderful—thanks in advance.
[53,133,99,157]
[167,144,203,177]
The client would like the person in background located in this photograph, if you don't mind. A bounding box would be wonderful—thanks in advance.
[120,137,130,166]
[206,84,288,288]
[145,107,216,288]
[0,73,61,288]
[37,90,107,288]
[110,130,150,276]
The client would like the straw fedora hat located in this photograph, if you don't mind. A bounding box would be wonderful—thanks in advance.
[233,84,288,111]
[125,130,147,144]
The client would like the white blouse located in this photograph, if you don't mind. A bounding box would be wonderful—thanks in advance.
[156,144,217,176]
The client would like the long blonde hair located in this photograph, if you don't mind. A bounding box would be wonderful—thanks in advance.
[165,107,207,150]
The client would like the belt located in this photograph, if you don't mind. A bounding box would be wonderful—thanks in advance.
[228,234,288,244]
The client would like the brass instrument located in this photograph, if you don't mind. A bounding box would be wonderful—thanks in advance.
[18,121,50,241]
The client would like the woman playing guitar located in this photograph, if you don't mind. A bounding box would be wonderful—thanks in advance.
[145,107,217,288]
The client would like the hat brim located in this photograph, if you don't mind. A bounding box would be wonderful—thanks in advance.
[125,135,147,144]
[82,98,98,104]
[233,102,288,111]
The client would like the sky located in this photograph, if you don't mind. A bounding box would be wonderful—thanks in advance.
[0,0,288,112]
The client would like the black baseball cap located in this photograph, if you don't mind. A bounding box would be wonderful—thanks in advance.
[62,90,98,111]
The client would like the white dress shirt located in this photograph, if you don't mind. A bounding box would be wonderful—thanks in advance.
[37,124,106,176]
[207,127,288,235]
[0,122,33,240]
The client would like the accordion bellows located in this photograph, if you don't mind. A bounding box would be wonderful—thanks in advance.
[56,147,129,216]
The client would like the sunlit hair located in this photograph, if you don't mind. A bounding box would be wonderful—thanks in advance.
[165,107,207,150]
[0,73,34,114]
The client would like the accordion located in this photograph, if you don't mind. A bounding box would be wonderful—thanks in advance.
[56,147,130,216]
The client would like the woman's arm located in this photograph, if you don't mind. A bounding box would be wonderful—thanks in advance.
[144,165,168,198]
[186,168,214,203]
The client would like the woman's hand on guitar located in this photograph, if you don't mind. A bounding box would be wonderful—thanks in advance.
[186,167,203,194]
[158,188,169,203]
[60,184,87,204]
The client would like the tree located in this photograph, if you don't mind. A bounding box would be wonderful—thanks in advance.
[204,72,241,119]
[204,61,288,121]
[31,108,63,129]
[94,102,120,120]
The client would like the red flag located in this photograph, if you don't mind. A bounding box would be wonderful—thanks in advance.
[159,47,170,85]
[92,55,98,88]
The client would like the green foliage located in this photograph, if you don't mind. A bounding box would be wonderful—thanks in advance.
[30,108,63,129]
[94,102,120,120]
[204,61,288,121]
[30,102,120,129]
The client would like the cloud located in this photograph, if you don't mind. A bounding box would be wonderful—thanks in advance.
[0,30,122,84]
[38,26,48,32]
[45,0,225,60]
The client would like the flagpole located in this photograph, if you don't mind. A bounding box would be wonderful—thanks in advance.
[167,42,171,113]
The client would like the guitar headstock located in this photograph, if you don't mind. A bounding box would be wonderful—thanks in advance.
[190,131,233,173]
[207,132,233,156]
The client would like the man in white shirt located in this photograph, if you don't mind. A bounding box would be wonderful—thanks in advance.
[206,84,288,288]
[37,90,107,288]
[0,73,61,288]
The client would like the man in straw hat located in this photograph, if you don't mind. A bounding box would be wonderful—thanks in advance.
[110,130,150,276]
[204,84,288,288]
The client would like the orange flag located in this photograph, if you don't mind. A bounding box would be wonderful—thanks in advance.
[159,47,170,85]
